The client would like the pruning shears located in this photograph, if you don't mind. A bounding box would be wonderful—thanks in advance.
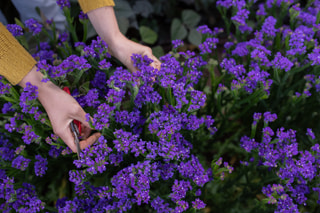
[63,86,82,159]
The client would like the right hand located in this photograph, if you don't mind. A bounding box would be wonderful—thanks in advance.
[19,66,101,152]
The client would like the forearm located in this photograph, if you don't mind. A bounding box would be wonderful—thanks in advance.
[0,23,36,85]
[86,6,124,50]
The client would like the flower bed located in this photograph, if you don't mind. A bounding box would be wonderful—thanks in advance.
[1,0,320,212]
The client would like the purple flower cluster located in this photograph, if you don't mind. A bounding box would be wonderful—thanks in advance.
[34,155,48,177]
[241,112,320,210]
[7,24,23,37]
[56,0,71,9]
[0,170,44,212]
[25,18,42,36]
[19,82,39,114]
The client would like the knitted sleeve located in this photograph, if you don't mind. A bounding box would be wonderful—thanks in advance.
[0,23,36,85]
[0,0,115,85]
[78,0,115,14]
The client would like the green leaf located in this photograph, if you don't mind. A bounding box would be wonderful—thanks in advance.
[152,45,164,59]
[182,9,201,28]
[188,28,202,46]
[171,18,187,40]
[139,26,158,45]
[117,17,130,35]
[114,0,134,18]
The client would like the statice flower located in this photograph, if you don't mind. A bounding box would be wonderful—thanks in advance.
[261,16,278,38]
[199,37,219,54]
[83,36,110,59]
[287,28,307,56]
[151,197,173,212]
[51,55,91,78]
[115,110,142,128]
[272,52,294,72]
[263,111,277,123]
[231,8,250,26]
[0,77,11,95]
[298,11,317,26]
[256,3,266,16]
[10,183,45,212]
[98,58,112,69]
[2,102,14,114]
[25,18,42,36]
[306,128,316,140]
[0,136,15,161]
[34,155,47,177]
[74,136,112,174]
[172,39,184,49]
[56,0,71,9]
[192,198,206,209]
[7,24,23,37]
[19,82,38,114]
[178,155,210,186]
[84,89,100,107]
[170,179,192,202]
[232,42,249,56]
[22,125,39,144]
[197,25,213,35]
[113,129,146,157]
[106,88,126,104]
[216,0,235,9]
[79,11,88,20]
[69,170,86,186]
[12,155,31,171]
[91,70,107,89]
[188,90,206,111]
[308,47,320,66]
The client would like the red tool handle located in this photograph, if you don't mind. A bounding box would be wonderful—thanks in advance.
[63,86,82,135]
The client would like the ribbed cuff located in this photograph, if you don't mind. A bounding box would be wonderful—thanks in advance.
[0,23,36,85]
[78,0,115,14]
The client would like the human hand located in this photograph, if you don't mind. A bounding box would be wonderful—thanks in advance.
[18,66,101,152]
[87,6,161,72]
[109,34,161,72]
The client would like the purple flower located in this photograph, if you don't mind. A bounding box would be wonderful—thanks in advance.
[25,18,42,36]
[12,155,31,171]
[261,16,278,38]
[6,24,23,37]
[192,198,206,209]
[169,179,192,202]
[34,155,47,177]
[19,82,39,114]
[56,0,71,9]
[79,11,88,20]
[151,197,172,212]
[256,3,266,16]
[231,8,250,26]
[188,90,206,111]
[308,47,320,66]
[197,25,213,35]
[172,40,184,49]
[306,128,316,140]
[2,102,14,114]
[199,37,219,54]
[84,89,100,107]
[92,104,115,130]
[272,52,294,72]
[22,125,39,144]
[263,111,277,123]
[69,170,86,186]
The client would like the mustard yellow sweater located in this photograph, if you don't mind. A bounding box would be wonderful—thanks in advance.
[0,0,114,85]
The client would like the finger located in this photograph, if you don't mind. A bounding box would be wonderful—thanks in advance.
[58,126,78,153]
[81,124,91,139]
[79,132,101,150]
[68,104,92,130]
